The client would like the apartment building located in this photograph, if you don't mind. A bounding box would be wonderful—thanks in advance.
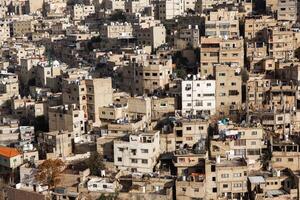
[0,73,19,97]
[205,157,248,200]
[104,0,125,10]
[246,42,268,72]
[12,20,35,37]
[267,26,295,60]
[38,130,74,159]
[248,170,299,200]
[270,137,300,171]
[35,60,62,88]
[157,0,183,20]
[0,21,10,44]
[247,74,271,111]
[211,125,265,169]
[151,96,175,120]
[199,37,244,77]
[114,131,160,173]
[48,104,85,143]
[71,4,95,21]
[174,25,199,49]
[215,65,242,116]
[122,53,173,95]
[181,78,216,116]
[244,16,276,42]
[100,22,133,39]
[135,23,166,49]
[173,118,209,149]
[205,8,239,37]
[277,0,297,22]
[62,77,113,123]
[125,0,150,13]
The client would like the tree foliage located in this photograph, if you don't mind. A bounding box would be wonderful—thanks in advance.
[85,151,105,176]
[35,159,65,191]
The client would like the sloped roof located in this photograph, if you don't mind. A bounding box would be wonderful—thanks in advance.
[0,146,20,158]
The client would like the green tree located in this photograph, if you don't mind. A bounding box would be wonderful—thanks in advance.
[86,152,105,176]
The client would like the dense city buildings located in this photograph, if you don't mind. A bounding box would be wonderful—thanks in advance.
[1,0,300,199]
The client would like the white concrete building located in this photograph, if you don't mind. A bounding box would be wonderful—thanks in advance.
[181,78,216,115]
[114,131,160,173]
[87,177,118,192]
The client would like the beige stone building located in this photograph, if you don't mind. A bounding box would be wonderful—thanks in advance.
[38,130,74,159]
[277,0,297,22]
[205,157,248,200]
[174,26,199,49]
[114,131,160,173]
[62,77,113,123]
[211,125,266,170]
[122,53,173,95]
[100,22,133,39]
[0,73,19,97]
[71,4,95,20]
[215,65,242,116]
[135,23,166,49]
[199,37,244,77]
[244,16,276,42]
[205,7,239,37]
[48,104,85,143]
[0,21,10,44]
[12,20,36,37]
[267,26,295,60]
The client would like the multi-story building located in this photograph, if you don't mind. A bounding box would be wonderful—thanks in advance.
[38,130,74,159]
[0,72,19,97]
[12,19,36,37]
[48,104,85,143]
[277,0,297,22]
[135,23,166,49]
[114,131,160,173]
[104,0,125,10]
[62,77,113,123]
[100,22,133,39]
[211,125,266,169]
[199,37,244,77]
[215,65,242,116]
[205,157,248,200]
[244,16,276,42]
[174,26,200,49]
[157,0,183,20]
[205,8,239,37]
[181,78,216,115]
[173,118,209,149]
[122,53,173,95]
[0,20,10,44]
[267,26,295,60]
[71,4,95,21]
[125,0,150,13]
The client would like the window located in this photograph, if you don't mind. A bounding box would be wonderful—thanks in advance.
[223,184,228,188]
[186,127,192,130]
[194,188,199,192]
[251,131,257,135]
[233,173,242,177]
[276,158,282,162]
[186,137,193,141]
[142,159,148,164]
[199,126,204,130]
[212,187,217,193]
[182,187,186,192]
[117,157,122,162]
[221,174,229,178]
[219,73,226,76]
[233,183,242,188]
[141,149,148,153]
[288,158,294,162]
[131,159,138,163]
[251,141,256,145]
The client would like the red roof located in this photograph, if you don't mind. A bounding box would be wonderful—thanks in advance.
[0,146,20,158]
